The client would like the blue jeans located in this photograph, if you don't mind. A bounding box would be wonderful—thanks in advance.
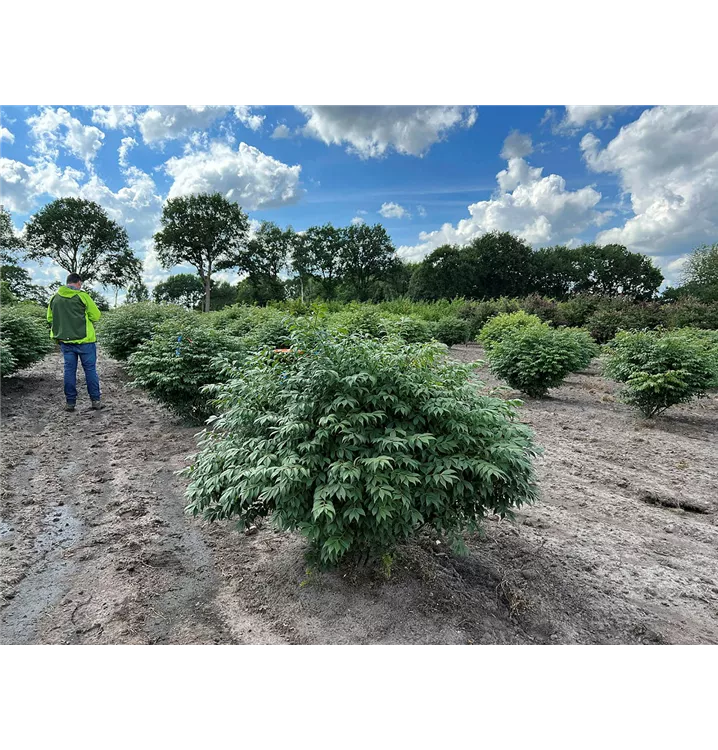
[60,342,101,403]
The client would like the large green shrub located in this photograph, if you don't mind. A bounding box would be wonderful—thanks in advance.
[243,313,295,350]
[586,300,664,343]
[0,306,53,376]
[458,297,521,337]
[386,316,435,344]
[98,302,189,360]
[431,317,470,347]
[0,341,17,377]
[127,319,247,421]
[602,329,717,417]
[560,327,601,371]
[184,333,539,566]
[662,297,718,330]
[488,326,587,398]
[478,311,546,351]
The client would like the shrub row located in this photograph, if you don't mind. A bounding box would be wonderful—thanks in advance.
[0,306,54,377]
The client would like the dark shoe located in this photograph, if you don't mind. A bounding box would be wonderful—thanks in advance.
[65,402,76,412]
[91,400,104,410]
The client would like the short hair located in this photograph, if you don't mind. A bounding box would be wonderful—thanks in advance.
[66,273,82,285]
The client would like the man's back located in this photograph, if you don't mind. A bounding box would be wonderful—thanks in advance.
[48,286,101,343]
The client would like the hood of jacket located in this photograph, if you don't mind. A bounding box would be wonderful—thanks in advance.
[57,285,82,298]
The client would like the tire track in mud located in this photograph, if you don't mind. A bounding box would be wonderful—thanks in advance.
[1,351,239,644]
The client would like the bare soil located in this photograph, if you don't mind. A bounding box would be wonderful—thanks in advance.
[1,345,717,644]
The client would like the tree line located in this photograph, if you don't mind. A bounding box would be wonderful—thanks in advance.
[2,194,716,311]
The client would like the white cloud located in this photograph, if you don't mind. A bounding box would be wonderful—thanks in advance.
[356,209,368,215]
[417,205,427,218]
[137,105,231,144]
[297,105,477,158]
[397,132,608,262]
[0,157,83,214]
[560,105,626,131]
[271,124,291,139]
[27,107,105,166]
[581,105,718,258]
[91,105,136,130]
[118,137,137,168]
[501,130,533,159]
[164,141,302,210]
[234,106,264,131]
[350,216,365,226]
[1,127,14,144]
[379,201,411,219]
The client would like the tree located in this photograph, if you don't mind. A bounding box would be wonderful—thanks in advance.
[153,273,205,309]
[208,279,238,310]
[0,206,24,264]
[339,223,398,301]
[409,232,536,301]
[0,265,48,305]
[23,198,139,287]
[153,193,250,312]
[680,242,718,302]
[534,243,663,300]
[126,281,150,303]
[103,248,143,307]
[291,223,344,300]
[569,244,663,299]
[239,220,291,304]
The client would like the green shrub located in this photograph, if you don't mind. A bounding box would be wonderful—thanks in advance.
[386,316,435,344]
[553,294,603,328]
[183,333,539,566]
[98,302,189,360]
[586,300,664,343]
[431,317,469,347]
[478,311,546,351]
[0,341,17,377]
[488,326,585,398]
[127,319,247,422]
[458,297,521,337]
[662,297,718,330]
[560,327,600,371]
[519,294,560,323]
[334,307,388,338]
[243,313,295,349]
[603,329,717,417]
[0,306,53,376]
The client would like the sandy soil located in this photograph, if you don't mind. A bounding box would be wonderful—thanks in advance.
[1,344,717,644]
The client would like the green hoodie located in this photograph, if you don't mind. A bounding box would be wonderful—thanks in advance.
[47,286,102,344]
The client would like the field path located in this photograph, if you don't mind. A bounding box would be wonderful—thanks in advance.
[2,345,717,644]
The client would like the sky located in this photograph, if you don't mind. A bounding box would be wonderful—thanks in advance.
[1,104,717,298]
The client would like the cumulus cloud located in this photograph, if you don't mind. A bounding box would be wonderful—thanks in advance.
[297,105,477,158]
[0,157,83,214]
[1,127,14,144]
[581,105,718,258]
[350,216,365,226]
[559,105,627,131]
[271,124,291,139]
[164,141,302,210]
[397,132,609,262]
[379,202,411,219]
[91,105,137,130]
[234,106,264,131]
[118,137,137,169]
[27,107,105,166]
[501,130,533,159]
[136,105,232,144]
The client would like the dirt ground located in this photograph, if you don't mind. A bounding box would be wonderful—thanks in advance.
[1,344,717,645]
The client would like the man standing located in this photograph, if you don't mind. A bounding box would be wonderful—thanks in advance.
[47,274,103,411]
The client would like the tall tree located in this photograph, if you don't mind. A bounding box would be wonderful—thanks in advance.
[680,242,718,301]
[0,206,47,304]
[568,243,663,299]
[239,220,291,304]
[153,193,249,312]
[291,223,344,300]
[153,273,205,309]
[339,223,397,300]
[126,281,150,303]
[408,244,475,301]
[104,248,143,307]
[24,198,139,286]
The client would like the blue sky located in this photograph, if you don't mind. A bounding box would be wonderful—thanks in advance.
[1,105,717,296]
